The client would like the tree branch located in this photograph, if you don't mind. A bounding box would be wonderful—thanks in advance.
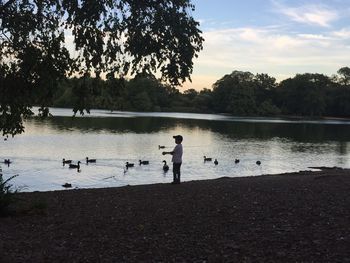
[0,0,16,15]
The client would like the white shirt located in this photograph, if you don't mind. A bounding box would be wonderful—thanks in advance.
[172,144,183,163]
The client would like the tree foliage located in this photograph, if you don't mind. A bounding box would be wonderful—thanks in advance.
[44,67,350,119]
[337,67,350,85]
[212,71,279,115]
[277,74,330,116]
[0,0,203,136]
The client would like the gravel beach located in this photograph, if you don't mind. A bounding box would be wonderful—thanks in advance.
[1,168,350,262]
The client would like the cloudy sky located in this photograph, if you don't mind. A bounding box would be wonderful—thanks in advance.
[182,0,350,90]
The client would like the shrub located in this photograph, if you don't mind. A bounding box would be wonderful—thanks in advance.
[0,168,19,215]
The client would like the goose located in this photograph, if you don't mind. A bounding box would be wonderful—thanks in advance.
[203,156,212,162]
[256,161,261,165]
[62,183,72,188]
[162,160,169,172]
[214,159,218,165]
[62,158,72,165]
[139,160,149,165]
[158,145,165,149]
[126,162,134,168]
[86,157,96,164]
[235,159,240,164]
[69,161,81,169]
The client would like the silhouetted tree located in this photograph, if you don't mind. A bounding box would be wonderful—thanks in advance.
[0,0,203,135]
[337,67,350,86]
[278,74,331,116]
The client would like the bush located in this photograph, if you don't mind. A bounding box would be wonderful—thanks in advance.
[0,168,18,216]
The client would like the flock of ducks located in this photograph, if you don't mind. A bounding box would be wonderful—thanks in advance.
[59,157,170,188]
[2,145,262,189]
[125,160,168,171]
[203,156,261,166]
[62,157,98,171]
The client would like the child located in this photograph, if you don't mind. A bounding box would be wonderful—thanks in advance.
[162,135,183,184]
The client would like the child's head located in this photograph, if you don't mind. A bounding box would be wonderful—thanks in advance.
[173,135,183,144]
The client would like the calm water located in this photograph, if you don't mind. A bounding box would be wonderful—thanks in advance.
[1,108,350,192]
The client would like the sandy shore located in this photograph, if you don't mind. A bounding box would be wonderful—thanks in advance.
[1,168,350,262]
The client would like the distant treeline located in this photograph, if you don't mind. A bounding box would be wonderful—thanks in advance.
[50,67,350,117]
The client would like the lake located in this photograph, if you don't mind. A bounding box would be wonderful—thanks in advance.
[1,108,350,192]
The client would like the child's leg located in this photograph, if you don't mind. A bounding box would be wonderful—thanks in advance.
[174,163,182,183]
[172,164,177,182]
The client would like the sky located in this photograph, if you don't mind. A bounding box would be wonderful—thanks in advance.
[181,0,350,90]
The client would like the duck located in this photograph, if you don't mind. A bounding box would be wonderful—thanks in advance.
[214,159,218,165]
[86,157,96,164]
[69,161,81,169]
[62,183,72,188]
[62,158,72,165]
[158,145,165,149]
[4,159,11,166]
[235,159,240,164]
[139,160,149,165]
[203,156,212,162]
[162,160,169,172]
[126,162,134,168]
[256,160,261,165]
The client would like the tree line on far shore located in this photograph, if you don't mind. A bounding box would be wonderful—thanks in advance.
[49,67,350,118]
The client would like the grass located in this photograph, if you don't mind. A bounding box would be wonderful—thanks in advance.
[0,167,19,216]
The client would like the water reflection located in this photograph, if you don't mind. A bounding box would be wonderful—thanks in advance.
[28,116,350,143]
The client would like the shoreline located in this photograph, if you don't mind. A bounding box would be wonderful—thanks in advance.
[12,166,342,194]
[31,107,350,122]
[18,166,343,194]
[1,168,350,262]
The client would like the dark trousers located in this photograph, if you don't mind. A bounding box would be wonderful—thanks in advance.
[173,163,182,183]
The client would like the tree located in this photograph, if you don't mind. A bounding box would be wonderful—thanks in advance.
[278,74,330,116]
[337,67,350,86]
[212,71,256,114]
[103,75,127,111]
[132,92,151,111]
[0,0,203,136]
[326,81,350,117]
[183,88,198,100]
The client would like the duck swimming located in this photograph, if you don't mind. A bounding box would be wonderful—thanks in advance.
[214,159,218,165]
[139,160,149,165]
[126,162,134,168]
[162,160,169,172]
[86,157,96,164]
[69,161,81,170]
[62,183,72,188]
[4,159,11,167]
[203,156,212,162]
[62,158,72,165]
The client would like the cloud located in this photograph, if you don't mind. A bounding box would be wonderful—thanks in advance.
[271,1,339,27]
[182,25,350,90]
[331,28,350,39]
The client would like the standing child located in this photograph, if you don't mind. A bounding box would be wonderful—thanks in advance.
[162,135,183,184]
